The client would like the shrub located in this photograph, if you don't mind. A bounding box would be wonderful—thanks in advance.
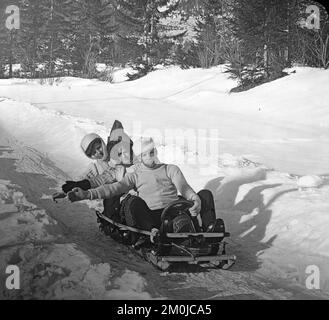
[97,66,116,83]
[172,42,201,69]
[126,58,155,81]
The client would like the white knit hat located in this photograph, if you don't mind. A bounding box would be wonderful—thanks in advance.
[132,137,155,157]
[80,133,108,160]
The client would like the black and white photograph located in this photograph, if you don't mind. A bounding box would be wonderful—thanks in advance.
[0,0,329,303]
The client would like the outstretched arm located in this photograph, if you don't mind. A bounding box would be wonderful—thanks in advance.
[68,173,136,202]
[60,166,123,195]
[167,165,201,216]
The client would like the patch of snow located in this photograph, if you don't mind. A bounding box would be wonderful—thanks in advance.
[297,175,323,188]
[106,270,154,300]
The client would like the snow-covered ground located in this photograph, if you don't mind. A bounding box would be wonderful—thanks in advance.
[1,66,328,176]
[0,129,158,300]
[1,66,329,299]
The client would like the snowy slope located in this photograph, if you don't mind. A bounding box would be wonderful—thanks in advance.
[1,66,329,296]
[0,98,109,178]
[0,128,159,300]
[1,124,328,299]
[1,66,328,175]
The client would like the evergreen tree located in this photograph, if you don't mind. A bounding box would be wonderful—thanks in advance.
[0,0,21,78]
[115,0,181,79]
[291,0,329,68]
[67,0,117,77]
[9,0,116,78]
[112,0,149,65]
[15,0,50,77]
[0,1,12,77]
[194,0,225,68]
[226,0,290,88]
[38,0,76,76]
[178,0,204,15]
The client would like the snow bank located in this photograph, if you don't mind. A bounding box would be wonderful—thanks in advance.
[106,270,154,300]
[2,242,153,300]
[0,129,159,300]
[0,179,58,249]
[208,167,329,290]
[1,66,328,175]
[297,175,323,189]
[0,98,109,179]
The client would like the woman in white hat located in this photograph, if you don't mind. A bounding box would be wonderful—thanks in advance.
[61,120,137,194]
[59,121,139,222]
[80,133,113,178]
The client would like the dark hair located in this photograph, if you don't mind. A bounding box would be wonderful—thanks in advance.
[85,138,102,157]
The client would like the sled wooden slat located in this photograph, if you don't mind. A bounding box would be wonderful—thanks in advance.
[166,232,228,238]
[96,211,152,236]
[158,254,236,263]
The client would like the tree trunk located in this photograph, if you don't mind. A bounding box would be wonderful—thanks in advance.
[49,0,54,76]
[9,32,13,78]
[287,0,297,67]
[264,43,268,72]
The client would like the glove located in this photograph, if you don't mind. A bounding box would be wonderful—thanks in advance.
[62,180,91,193]
[67,188,90,203]
[189,194,201,217]
[150,228,159,244]
[52,192,66,202]
[189,195,202,228]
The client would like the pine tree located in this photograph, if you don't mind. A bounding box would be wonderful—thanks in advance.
[194,0,225,68]
[226,0,290,88]
[0,2,10,77]
[112,0,147,65]
[290,0,329,68]
[115,0,181,79]
[180,0,203,14]
[38,0,76,76]
[67,0,117,77]
[10,0,76,78]
[14,0,49,77]
[10,0,117,78]
[0,0,21,78]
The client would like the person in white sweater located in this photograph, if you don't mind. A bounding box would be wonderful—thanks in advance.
[68,137,218,241]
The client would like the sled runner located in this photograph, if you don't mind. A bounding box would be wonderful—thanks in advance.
[96,199,236,272]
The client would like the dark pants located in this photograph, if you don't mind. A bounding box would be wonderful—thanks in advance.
[123,190,216,231]
[103,195,122,221]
